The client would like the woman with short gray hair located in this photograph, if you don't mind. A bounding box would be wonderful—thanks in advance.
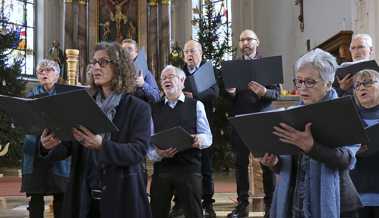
[261,49,361,218]
[351,69,379,218]
[21,59,70,218]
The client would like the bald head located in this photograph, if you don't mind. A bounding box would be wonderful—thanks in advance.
[183,40,203,70]
[239,29,260,58]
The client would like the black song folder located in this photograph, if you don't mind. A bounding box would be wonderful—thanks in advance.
[361,123,379,157]
[336,60,379,79]
[229,96,368,156]
[151,126,194,152]
[186,62,217,96]
[221,56,283,89]
[0,90,119,140]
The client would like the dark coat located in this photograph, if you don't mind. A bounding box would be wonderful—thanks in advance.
[46,93,152,218]
[183,61,219,122]
[21,84,71,194]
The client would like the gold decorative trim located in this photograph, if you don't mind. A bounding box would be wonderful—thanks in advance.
[148,0,158,6]
[161,0,170,5]
[65,0,73,3]
[79,0,87,5]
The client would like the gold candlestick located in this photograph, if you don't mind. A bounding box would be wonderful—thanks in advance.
[65,49,80,85]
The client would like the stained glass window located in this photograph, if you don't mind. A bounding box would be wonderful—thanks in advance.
[0,0,35,77]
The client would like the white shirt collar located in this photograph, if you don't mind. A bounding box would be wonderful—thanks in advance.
[164,93,185,106]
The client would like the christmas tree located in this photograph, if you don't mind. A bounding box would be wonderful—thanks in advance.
[0,19,26,165]
[193,0,235,171]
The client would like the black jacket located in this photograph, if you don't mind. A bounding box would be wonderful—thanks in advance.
[44,94,152,218]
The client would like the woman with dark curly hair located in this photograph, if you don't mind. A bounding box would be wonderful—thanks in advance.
[40,42,152,218]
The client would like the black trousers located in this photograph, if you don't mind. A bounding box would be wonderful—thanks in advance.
[201,147,215,206]
[231,131,275,209]
[150,172,202,218]
[341,210,359,218]
[27,193,64,218]
[359,206,379,218]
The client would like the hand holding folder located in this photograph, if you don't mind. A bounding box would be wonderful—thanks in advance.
[229,96,368,156]
[221,56,284,89]
[185,62,217,96]
[336,60,379,79]
[0,90,118,140]
[151,126,194,152]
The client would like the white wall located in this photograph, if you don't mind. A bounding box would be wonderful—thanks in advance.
[35,0,64,65]
[246,0,357,89]
[353,0,379,62]
[303,0,354,48]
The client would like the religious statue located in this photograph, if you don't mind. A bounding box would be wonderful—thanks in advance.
[48,40,65,77]
[107,0,129,41]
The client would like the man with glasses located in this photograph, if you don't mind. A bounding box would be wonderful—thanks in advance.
[148,65,212,218]
[122,39,160,103]
[226,29,280,218]
[169,40,219,218]
[335,33,375,96]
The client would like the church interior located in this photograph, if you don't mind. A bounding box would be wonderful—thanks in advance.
[1,0,379,218]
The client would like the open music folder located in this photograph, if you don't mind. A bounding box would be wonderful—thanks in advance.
[221,55,284,89]
[229,96,368,156]
[185,61,217,96]
[134,47,149,77]
[151,126,194,152]
[336,60,379,79]
[0,90,118,140]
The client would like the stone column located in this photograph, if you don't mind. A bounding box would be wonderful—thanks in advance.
[78,0,88,84]
[147,0,159,74]
[63,0,74,50]
[171,0,192,47]
[159,0,171,72]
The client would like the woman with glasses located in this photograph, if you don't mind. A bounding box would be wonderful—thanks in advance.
[350,69,379,218]
[260,48,361,218]
[21,59,70,218]
[40,42,152,218]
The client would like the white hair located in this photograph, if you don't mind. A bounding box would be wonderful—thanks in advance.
[161,65,186,80]
[36,59,60,75]
[351,33,373,48]
[294,48,337,84]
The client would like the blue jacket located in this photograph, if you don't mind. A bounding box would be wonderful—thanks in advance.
[21,84,71,194]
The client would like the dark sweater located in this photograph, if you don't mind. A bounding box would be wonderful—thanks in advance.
[151,97,201,174]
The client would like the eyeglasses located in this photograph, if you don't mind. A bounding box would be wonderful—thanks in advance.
[89,58,113,68]
[239,37,257,42]
[350,45,369,51]
[293,78,320,88]
[183,49,200,54]
[160,74,178,81]
[353,80,378,89]
[37,68,55,75]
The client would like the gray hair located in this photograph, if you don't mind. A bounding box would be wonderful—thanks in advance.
[354,69,379,83]
[351,33,373,48]
[36,59,60,75]
[161,65,186,80]
[294,48,337,84]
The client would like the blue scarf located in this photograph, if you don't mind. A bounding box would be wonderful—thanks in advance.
[270,88,360,218]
